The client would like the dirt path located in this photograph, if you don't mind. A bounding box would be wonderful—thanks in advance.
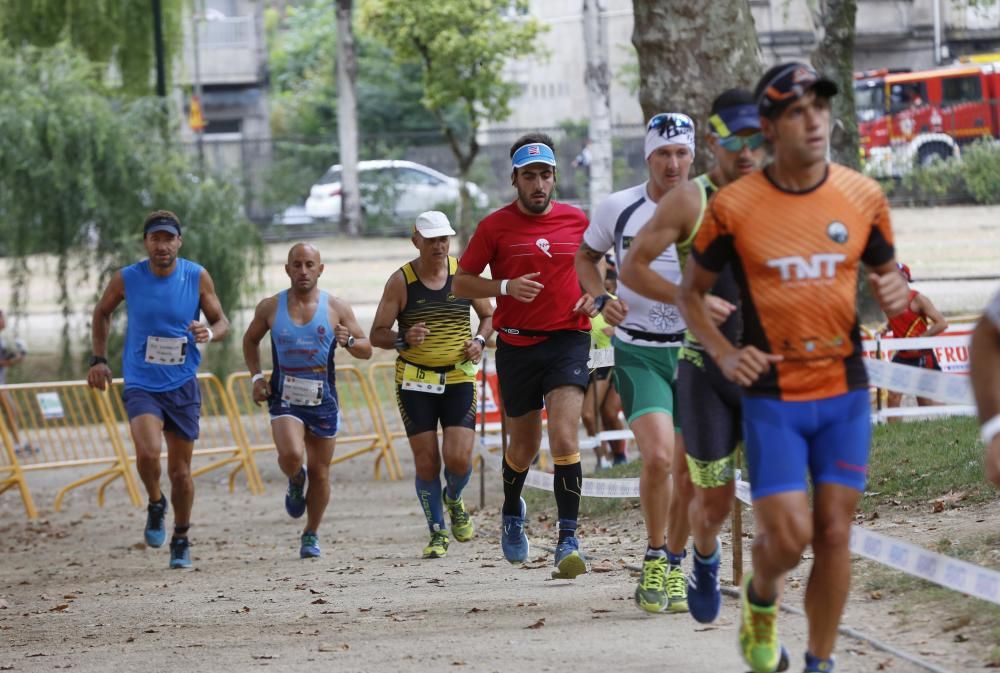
[3,443,990,673]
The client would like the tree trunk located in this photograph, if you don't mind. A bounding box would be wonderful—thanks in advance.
[336,0,363,236]
[811,0,861,170]
[632,0,762,175]
[583,0,613,214]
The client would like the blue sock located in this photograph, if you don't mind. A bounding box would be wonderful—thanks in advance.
[444,467,472,501]
[666,549,686,568]
[805,652,834,672]
[415,477,445,532]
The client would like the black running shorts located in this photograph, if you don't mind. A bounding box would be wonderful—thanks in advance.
[676,348,742,488]
[395,382,477,437]
[495,330,590,418]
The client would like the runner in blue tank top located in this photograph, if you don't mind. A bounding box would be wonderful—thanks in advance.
[88,210,230,570]
[243,243,372,559]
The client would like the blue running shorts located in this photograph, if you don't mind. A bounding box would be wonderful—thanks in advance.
[742,389,870,500]
[122,378,201,441]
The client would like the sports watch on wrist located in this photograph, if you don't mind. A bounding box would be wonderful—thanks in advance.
[346,335,356,348]
[593,294,612,313]
[89,355,108,368]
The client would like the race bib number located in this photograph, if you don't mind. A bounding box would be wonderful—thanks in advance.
[402,364,446,394]
[588,347,615,369]
[145,336,187,365]
[282,375,324,406]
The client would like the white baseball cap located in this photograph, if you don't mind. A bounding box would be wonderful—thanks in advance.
[414,211,456,238]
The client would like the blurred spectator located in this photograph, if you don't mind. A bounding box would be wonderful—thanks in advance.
[883,263,948,415]
[0,309,32,455]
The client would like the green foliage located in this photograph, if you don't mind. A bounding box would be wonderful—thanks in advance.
[263,0,457,208]
[0,44,260,378]
[0,0,184,95]
[889,140,1000,206]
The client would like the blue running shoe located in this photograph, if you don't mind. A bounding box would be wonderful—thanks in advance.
[144,496,168,548]
[501,497,529,564]
[551,536,588,580]
[169,536,191,569]
[300,531,321,559]
[689,539,722,624]
[285,467,307,519]
[804,652,834,672]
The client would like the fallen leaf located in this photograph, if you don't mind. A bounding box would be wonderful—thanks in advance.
[516,602,538,608]
[466,607,488,614]
[318,643,350,652]
[126,637,135,643]
[358,607,372,612]
[63,594,77,600]
[525,618,545,629]
[251,655,278,660]
[590,608,610,614]
[451,662,465,666]
[49,604,70,612]
[954,634,969,643]
[591,560,615,573]
[311,598,328,605]
[869,591,883,600]
[0,599,8,609]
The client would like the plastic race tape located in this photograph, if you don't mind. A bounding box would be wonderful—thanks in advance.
[476,440,1000,607]
[864,358,974,405]
[849,525,1000,606]
[861,334,970,352]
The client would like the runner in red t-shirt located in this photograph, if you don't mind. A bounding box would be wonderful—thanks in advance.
[454,132,596,580]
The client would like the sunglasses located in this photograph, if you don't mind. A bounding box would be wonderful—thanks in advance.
[715,132,765,152]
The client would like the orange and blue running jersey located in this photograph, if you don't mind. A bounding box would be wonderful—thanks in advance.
[692,164,895,401]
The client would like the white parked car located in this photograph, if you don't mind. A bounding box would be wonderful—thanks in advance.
[304,160,488,226]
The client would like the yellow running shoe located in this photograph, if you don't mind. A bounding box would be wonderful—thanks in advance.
[443,493,475,542]
[634,554,668,613]
[739,572,789,673]
[422,529,450,559]
[665,565,689,613]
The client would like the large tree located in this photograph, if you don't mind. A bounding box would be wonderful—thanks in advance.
[360,0,545,239]
[632,0,762,174]
[811,0,861,169]
[0,0,183,95]
[336,0,362,235]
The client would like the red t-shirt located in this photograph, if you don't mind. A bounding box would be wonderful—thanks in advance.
[459,201,591,346]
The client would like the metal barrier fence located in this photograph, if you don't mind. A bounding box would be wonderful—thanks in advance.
[226,365,402,482]
[106,374,265,496]
[0,381,141,516]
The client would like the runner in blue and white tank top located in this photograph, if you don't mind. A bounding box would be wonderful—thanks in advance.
[243,243,372,560]
[267,289,340,434]
[88,210,230,570]
[574,112,696,615]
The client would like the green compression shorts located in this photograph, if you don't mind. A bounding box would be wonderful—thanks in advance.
[612,337,679,423]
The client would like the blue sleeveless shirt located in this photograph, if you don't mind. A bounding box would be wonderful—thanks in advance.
[269,290,338,410]
[122,258,203,392]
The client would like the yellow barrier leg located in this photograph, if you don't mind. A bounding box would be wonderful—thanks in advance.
[54,465,128,512]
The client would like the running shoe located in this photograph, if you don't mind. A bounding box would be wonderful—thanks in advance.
[443,492,475,542]
[634,553,669,613]
[422,529,450,559]
[612,452,628,466]
[144,496,168,548]
[666,564,689,613]
[169,536,191,569]
[688,540,722,623]
[551,536,588,579]
[803,653,835,672]
[739,572,790,673]
[300,531,321,559]
[501,497,529,564]
[285,466,307,519]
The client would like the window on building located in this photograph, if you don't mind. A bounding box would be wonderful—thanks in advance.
[889,82,928,113]
[204,118,242,135]
[941,75,982,105]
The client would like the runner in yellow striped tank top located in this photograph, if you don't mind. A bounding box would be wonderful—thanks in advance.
[370,212,494,560]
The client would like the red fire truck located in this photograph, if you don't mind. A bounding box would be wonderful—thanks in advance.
[854,56,1000,175]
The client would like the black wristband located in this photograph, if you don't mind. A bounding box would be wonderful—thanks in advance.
[394,335,409,351]
[89,355,108,368]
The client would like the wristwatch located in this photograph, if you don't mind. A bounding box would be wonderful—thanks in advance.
[346,335,356,348]
[473,335,487,348]
[394,334,409,351]
[89,355,108,368]
[593,294,612,313]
